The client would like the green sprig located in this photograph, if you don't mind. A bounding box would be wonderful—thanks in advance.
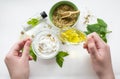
[84,18,112,43]
[56,51,69,68]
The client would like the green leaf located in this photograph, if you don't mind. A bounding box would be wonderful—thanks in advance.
[87,24,100,32]
[84,31,90,35]
[85,18,111,43]
[101,36,107,43]
[21,45,37,61]
[97,18,107,28]
[29,46,37,61]
[56,51,69,68]
[27,18,39,27]
[99,27,107,34]
[56,51,69,57]
[56,57,64,67]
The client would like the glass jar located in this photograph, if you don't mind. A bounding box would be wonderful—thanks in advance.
[22,11,47,31]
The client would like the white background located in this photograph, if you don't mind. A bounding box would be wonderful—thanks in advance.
[0,0,120,79]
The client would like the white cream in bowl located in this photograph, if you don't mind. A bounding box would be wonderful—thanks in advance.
[32,30,59,59]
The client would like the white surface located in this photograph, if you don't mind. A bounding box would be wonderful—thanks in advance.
[0,0,120,79]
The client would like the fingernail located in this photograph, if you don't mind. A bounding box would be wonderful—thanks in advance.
[30,56,33,59]
[25,40,31,47]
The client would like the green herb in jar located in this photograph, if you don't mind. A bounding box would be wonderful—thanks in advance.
[27,18,39,27]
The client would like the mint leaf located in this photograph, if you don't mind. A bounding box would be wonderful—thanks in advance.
[56,57,64,67]
[99,27,107,33]
[87,24,100,32]
[56,51,69,68]
[85,18,111,43]
[101,35,107,43]
[56,51,69,57]
[29,46,37,61]
[97,18,107,28]
[22,45,37,61]
[27,18,39,27]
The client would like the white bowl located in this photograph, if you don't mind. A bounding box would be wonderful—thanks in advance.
[32,30,59,59]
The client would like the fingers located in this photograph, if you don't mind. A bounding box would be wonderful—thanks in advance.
[88,32,105,48]
[83,43,90,53]
[10,38,30,53]
[29,56,33,60]
[22,39,32,60]
[84,32,102,58]
[83,43,87,49]
[87,37,98,57]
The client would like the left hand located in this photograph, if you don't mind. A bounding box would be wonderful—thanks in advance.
[4,38,32,79]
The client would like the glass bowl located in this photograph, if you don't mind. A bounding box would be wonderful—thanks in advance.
[59,27,86,44]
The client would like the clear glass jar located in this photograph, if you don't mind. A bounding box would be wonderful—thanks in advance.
[22,11,47,31]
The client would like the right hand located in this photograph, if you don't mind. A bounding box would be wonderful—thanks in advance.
[84,32,115,79]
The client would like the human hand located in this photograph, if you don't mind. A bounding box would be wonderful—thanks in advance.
[4,38,32,79]
[84,32,115,79]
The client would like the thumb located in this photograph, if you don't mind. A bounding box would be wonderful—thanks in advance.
[22,40,32,60]
[87,37,98,58]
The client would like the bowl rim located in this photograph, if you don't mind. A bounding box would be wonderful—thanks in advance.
[49,1,80,29]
